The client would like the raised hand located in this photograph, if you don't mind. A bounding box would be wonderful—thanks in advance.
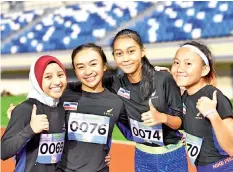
[196,90,218,118]
[30,104,49,133]
[141,99,167,126]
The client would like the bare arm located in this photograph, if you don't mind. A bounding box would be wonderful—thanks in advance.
[208,115,233,156]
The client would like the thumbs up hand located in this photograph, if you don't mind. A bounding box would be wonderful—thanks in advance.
[141,99,167,127]
[30,105,49,133]
[196,90,218,118]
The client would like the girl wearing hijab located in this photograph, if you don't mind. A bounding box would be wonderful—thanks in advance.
[1,55,67,172]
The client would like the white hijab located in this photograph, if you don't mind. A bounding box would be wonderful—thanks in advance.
[27,58,59,107]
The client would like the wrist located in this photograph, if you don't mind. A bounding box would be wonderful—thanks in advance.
[206,111,219,121]
[162,113,168,124]
[202,109,218,118]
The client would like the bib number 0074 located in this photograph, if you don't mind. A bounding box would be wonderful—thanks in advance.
[70,121,107,135]
[132,127,161,140]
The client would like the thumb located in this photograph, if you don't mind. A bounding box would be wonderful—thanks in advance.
[31,104,37,117]
[149,99,155,110]
[213,90,217,102]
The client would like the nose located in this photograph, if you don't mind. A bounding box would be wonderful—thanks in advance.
[122,54,129,62]
[52,75,62,85]
[177,63,185,72]
[85,66,93,75]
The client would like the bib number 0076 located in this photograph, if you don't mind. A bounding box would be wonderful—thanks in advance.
[70,121,107,135]
[132,127,161,140]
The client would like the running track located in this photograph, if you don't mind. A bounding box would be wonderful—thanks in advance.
[1,128,196,172]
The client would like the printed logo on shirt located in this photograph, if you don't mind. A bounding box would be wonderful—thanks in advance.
[183,103,186,114]
[104,108,113,116]
[150,90,159,99]
[117,87,130,99]
[195,112,203,120]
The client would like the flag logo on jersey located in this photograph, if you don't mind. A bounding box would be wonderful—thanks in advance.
[63,102,78,111]
[117,87,130,99]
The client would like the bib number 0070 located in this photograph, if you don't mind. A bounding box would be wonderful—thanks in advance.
[69,121,107,135]
[187,143,199,157]
[132,127,161,140]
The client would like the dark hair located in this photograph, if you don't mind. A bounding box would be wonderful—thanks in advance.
[111,29,156,100]
[181,41,216,86]
[71,43,108,70]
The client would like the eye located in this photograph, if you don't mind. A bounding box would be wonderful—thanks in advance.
[77,66,84,70]
[58,73,64,77]
[128,49,135,54]
[45,75,51,79]
[90,63,97,66]
[115,52,122,56]
[173,61,179,65]
[186,62,192,65]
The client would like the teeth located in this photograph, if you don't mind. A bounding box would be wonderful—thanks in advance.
[51,87,62,92]
[86,77,95,82]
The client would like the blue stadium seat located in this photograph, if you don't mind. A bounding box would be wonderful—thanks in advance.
[1,1,233,54]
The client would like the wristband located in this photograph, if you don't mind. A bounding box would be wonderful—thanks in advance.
[202,109,217,117]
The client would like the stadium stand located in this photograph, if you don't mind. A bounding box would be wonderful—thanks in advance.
[1,1,153,54]
[2,1,232,54]
[129,1,233,43]
[1,1,233,99]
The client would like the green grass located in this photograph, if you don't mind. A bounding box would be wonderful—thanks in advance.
[1,95,26,127]
[1,96,233,141]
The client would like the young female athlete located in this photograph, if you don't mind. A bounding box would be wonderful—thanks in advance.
[105,29,188,172]
[171,41,233,171]
[1,55,67,172]
[56,43,129,172]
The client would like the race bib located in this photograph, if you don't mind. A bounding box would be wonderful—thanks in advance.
[36,132,65,164]
[68,113,110,144]
[129,118,164,146]
[185,132,203,165]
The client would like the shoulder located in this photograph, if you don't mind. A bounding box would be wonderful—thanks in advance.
[11,99,34,120]
[104,89,122,99]
[61,89,81,102]
[103,89,123,104]
[204,85,227,98]
[14,99,34,112]
[153,71,174,82]
[153,71,177,88]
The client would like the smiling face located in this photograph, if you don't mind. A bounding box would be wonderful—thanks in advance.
[112,37,145,76]
[42,63,67,99]
[171,47,210,94]
[73,48,107,92]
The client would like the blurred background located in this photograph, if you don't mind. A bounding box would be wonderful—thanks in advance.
[1,1,233,98]
[1,1,233,171]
